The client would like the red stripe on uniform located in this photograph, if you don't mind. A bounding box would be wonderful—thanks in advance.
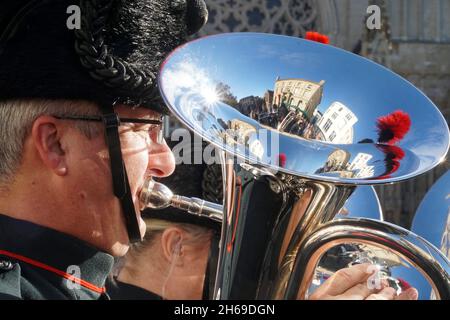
[0,249,106,294]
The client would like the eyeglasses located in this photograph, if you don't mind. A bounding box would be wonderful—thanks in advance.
[53,114,165,144]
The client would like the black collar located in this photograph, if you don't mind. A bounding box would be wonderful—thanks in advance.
[106,277,163,300]
[0,213,114,299]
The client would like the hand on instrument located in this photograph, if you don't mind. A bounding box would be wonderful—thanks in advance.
[309,263,419,300]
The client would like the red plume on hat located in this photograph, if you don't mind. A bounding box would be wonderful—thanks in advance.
[278,153,287,168]
[397,278,412,290]
[376,144,406,179]
[305,31,330,44]
[376,110,411,145]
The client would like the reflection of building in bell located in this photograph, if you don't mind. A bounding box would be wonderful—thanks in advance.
[222,119,258,149]
[225,119,265,159]
[357,244,405,268]
[317,102,358,143]
[347,153,375,178]
[229,119,255,140]
[236,96,264,119]
[441,209,450,259]
[316,149,352,177]
[263,90,274,113]
[317,150,376,179]
[273,77,325,120]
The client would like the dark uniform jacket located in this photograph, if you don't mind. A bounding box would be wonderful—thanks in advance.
[0,214,114,300]
[106,277,162,300]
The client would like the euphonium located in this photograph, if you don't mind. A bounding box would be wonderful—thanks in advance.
[155,33,450,299]
[409,170,450,298]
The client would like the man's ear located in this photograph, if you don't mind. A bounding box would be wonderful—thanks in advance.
[31,115,68,176]
[160,227,185,266]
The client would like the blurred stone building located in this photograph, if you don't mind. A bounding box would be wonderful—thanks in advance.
[359,0,450,227]
[189,0,450,227]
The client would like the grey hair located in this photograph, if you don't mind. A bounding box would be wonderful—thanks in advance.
[0,99,102,185]
[112,218,212,277]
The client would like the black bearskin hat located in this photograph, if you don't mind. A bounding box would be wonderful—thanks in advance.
[0,0,208,113]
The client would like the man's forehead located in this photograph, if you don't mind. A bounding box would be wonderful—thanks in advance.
[115,104,162,119]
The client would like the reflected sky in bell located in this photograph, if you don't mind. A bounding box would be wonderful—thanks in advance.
[172,34,447,147]
[336,186,383,220]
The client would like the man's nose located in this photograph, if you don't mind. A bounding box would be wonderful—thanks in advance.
[146,140,176,178]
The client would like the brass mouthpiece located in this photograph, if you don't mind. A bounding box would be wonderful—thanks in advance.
[139,178,223,222]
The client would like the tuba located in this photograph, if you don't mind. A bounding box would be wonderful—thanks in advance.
[152,33,450,299]
[410,170,450,299]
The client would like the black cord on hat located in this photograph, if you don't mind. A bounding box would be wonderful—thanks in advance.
[74,0,159,106]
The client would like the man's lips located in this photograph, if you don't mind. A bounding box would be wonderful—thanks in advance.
[137,177,152,210]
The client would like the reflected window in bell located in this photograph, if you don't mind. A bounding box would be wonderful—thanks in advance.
[329,131,336,142]
[324,119,332,132]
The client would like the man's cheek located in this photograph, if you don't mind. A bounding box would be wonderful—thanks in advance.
[126,153,149,190]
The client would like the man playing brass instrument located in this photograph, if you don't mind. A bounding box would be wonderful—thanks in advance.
[0,0,421,301]
[0,0,208,299]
